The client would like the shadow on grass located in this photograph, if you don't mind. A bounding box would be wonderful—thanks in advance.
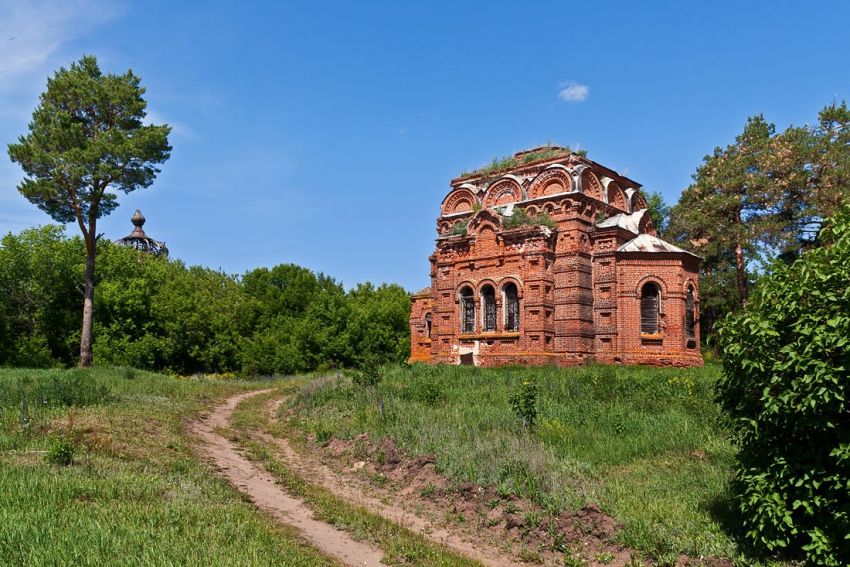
[706,488,789,565]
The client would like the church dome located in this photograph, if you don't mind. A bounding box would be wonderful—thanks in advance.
[114,209,169,257]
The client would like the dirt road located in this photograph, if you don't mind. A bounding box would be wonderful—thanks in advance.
[188,390,387,567]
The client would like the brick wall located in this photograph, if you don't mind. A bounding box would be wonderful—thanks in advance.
[409,150,703,368]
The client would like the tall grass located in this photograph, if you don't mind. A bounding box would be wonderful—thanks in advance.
[0,368,334,566]
[291,364,748,562]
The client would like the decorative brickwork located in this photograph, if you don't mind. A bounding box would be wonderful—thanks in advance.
[410,147,703,367]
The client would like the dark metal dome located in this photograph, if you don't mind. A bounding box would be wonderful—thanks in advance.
[114,209,169,257]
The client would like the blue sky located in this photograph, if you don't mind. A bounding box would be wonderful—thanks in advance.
[1,1,849,291]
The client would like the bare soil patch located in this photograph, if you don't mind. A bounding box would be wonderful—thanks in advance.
[316,431,632,566]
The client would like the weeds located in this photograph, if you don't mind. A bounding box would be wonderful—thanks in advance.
[509,377,538,428]
[45,436,75,466]
[289,363,744,560]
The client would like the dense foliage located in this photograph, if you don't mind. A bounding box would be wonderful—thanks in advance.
[668,102,850,338]
[7,55,171,367]
[717,206,850,564]
[0,226,410,374]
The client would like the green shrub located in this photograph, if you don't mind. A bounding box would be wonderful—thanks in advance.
[509,377,538,428]
[45,437,75,466]
[502,208,557,230]
[451,221,468,236]
[717,206,850,565]
[350,363,381,388]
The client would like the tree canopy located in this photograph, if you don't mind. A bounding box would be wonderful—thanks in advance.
[7,55,171,366]
[668,102,850,338]
[0,226,412,375]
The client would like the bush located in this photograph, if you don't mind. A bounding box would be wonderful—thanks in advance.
[509,377,538,428]
[45,437,75,466]
[502,208,556,230]
[0,227,411,375]
[451,221,468,236]
[350,363,381,388]
[717,206,850,565]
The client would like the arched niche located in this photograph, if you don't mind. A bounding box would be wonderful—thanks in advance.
[527,166,573,200]
[468,209,502,234]
[638,210,657,237]
[630,191,648,213]
[483,177,524,208]
[579,169,604,201]
[441,188,479,216]
[606,181,628,211]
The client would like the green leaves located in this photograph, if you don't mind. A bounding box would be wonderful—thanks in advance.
[7,55,171,226]
[716,205,850,564]
[667,101,850,338]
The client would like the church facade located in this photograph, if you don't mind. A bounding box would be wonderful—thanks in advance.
[409,147,702,367]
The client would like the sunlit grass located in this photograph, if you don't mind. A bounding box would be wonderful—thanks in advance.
[288,363,764,564]
[0,368,335,566]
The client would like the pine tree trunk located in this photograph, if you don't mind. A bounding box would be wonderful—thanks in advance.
[79,237,96,368]
[735,236,749,308]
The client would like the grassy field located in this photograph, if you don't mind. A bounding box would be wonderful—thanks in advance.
[0,367,335,566]
[288,363,758,565]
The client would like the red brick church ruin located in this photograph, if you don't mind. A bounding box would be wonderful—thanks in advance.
[409,147,702,367]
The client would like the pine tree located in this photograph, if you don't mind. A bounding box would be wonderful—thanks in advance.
[8,56,171,367]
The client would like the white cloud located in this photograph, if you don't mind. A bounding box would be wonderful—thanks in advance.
[0,0,120,90]
[0,0,121,234]
[558,82,589,103]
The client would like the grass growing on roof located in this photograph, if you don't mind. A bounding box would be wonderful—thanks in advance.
[287,363,773,564]
[0,367,334,566]
[459,145,588,178]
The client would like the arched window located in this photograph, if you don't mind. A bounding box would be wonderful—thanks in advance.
[641,282,661,334]
[481,286,496,332]
[504,283,520,331]
[424,313,432,338]
[460,287,475,333]
[685,286,696,338]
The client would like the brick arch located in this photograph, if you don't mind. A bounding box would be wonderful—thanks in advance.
[579,169,604,201]
[441,188,478,216]
[557,198,575,214]
[497,276,524,298]
[475,278,499,295]
[606,181,628,211]
[456,281,476,299]
[630,191,647,212]
[483,177,524,207]
[638,210,657,236]
[634,275,668,297]
[527,167,573,199]
[467,209,502,234]
[525,205,540,215]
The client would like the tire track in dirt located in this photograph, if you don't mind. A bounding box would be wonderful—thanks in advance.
[188,390,387,567]
[262,398,522,567]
